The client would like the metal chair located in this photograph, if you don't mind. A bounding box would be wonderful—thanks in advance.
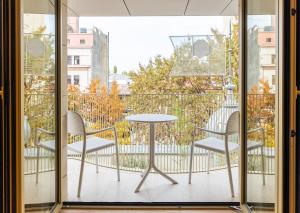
[35,111,121,197]
[67,110,120,197]
[188,111,265,197]
[34,128,56,184]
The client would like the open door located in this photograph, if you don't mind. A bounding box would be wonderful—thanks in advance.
[240,0,280,212]
[22,0,63,212]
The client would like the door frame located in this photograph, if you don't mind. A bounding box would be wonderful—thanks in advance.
[3,0,63,212]
[2,0,291,211]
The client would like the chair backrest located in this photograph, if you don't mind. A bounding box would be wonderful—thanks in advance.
[226,111,240,135]
[67,111,86,135]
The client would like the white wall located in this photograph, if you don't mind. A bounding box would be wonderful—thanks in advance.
[260,47,276,65]
[68,70,92,91]
[259,47,276,92]
[68,48,91,66]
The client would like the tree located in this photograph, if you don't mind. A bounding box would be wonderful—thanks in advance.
[24,26,56,145]
[226,22,239,93]
[113,65,118,74]
[248,80,275,147]
[68,80,125,141]
[128,28,229,95]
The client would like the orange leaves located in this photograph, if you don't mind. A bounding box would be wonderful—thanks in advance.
[88,79,100,94]
[68,80,125,134]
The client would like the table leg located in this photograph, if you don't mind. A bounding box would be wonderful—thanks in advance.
[153,165,178,184]
[134,123,177,193]
[135,166,151,193]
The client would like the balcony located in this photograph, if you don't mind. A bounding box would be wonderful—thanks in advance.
[24,93,275,203]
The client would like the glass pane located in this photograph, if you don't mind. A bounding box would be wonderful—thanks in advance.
[246,0,277,210]
[23,0,56,211]
[66,10,240,202]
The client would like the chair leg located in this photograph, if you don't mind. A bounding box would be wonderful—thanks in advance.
[261,146,266,185]
[115,144,120,181]
[225,152,234,197]
[77,153,86,198]
[207,151,211,174]
[35,146,40,184]
[188,143,194,184]
[96,151,99,174]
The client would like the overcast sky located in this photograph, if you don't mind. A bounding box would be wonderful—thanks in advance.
[80,16,233,73]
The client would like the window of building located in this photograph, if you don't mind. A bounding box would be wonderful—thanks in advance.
[67,55,72,65]
[80,39,85,44]
[272,75,276,85]
[80,28,87,33]
[271,54,276,64]
[266,37,272,42]
[67,75,71,84]
[74,75,80,85]
[74,56,80,65]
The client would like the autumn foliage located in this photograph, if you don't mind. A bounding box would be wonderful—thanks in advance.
[68,80,124,139]
[248,80,275,147]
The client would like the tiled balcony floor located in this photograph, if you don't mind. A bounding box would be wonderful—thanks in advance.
[66,159,275,204]
[24,159,275,205]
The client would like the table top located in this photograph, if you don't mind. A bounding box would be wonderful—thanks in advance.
[125,114,177,123]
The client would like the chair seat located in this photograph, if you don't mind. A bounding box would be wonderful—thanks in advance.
[38,140,56,152]
[194,137,263,153]
[67,136,115,154]
[194,137,239,153]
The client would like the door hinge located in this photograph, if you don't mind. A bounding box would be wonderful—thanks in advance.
[0,87,3,100]
[291,8,297,16]
[291,130,297,138]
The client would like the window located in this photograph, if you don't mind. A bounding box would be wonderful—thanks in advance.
[266,37,272,42]
[271,54,276,64]
[67,55,72,65]
[80,28,87,33]
[67,39,70,44]
[74,56,80,65]
[80,39,85,44]
[74,75,80,85]
[272,75,276,85]
[67,75,71,84]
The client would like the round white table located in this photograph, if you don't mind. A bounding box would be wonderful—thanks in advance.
[125,114,178,193]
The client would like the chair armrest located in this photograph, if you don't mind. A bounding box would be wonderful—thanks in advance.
[247,127,264,134]
[247,127,265,146]
[36,127,55,136]
[86,126,115,136]
[195,127,226,136]
[35,128,55,146]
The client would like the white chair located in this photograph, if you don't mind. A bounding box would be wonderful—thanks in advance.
[34,128,56,184]
[188,111,265,197]
[35,111,121,197]
[67,110,120,197]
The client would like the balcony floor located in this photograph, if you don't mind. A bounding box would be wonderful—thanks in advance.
[24,159,275,205]
[66,159,275,203]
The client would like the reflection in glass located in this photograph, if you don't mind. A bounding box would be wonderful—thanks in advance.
[23,0,56,211]
[246,0,277,209]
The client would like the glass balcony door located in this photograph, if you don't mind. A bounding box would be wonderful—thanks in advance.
[243,0,278,211]
[23,0,60,211]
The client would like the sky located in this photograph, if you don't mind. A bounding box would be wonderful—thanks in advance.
[79,16,232,73]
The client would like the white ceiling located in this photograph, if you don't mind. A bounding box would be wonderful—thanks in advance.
[67,0,240,16]
[24,0,276,16]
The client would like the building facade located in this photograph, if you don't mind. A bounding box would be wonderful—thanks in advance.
[257,21,276,92]
[67,17,109,91]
